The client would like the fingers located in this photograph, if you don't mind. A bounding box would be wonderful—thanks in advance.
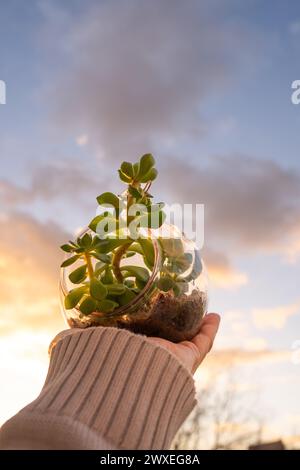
[191,313,220,364]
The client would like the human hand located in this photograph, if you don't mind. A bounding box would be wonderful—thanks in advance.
[147,313,220,374]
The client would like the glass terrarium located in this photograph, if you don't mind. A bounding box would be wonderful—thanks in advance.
[59,154,208,343]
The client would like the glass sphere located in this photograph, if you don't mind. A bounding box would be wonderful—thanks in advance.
[60,225,208,342]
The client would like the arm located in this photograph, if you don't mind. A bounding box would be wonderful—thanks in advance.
[0,314,220,450]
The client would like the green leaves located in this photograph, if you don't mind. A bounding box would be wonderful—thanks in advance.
[120,265,150,282]
[64,286,87,309]
[128,186,143,200]
[90,278,107,300]
[89,214,117,234]
[61,152,196,319]
[92,253,112,263]
[138,153,155,178]
[60,244,74,253]
[97,299,119,313]
[118,153,156,185]
[181,250,203,282]
[120,161,134,179]
[118,169,132,183]
[133,210,166,230]
[97,192,120,211]
[139,167,157,183]
[106,283,126,295]
[69,264,87,284]
[138,238,155,268]
[61,254,80,268]
[159,238,184,257]
[118,286,137,306]
[80,233,92,249]
[157,276,175,292]
[79,296,97,315]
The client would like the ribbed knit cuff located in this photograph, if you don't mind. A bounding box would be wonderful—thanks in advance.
[0,327,196,450]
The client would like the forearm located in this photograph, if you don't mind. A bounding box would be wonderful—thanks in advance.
[0,327,196,450]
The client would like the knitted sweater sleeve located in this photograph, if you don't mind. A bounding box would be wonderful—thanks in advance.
[0,327,196,450]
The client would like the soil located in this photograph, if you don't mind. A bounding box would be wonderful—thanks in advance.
[117,290,207,342]
[67,290,207,343]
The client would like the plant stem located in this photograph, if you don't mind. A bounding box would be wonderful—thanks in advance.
[84,252,94,279]
[112,242,133,282]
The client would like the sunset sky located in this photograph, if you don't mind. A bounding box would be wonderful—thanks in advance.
[0,0,300,447]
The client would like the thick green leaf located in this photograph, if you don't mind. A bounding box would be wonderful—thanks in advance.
[118,169,132,183]
[128,186,142,200]
[136,278,147,290]
[169,253,193,274]
[69,264,87,284]
[91,236,102,248]
[79,233,92,248]
[133,210,166,229]
[74,247,85,254]
[94,262,106,277]
[97,299,119,313]
[89,214,117,234]
[107,283,126,295]
[96,192,120,211]
[172,283,181,297]
[139,167,157,183]
[61,254,80,268]
[138,153,155,178]
[124,279,135,288]
[118,287,137,306]
[90,278,108,300]
[95,238,132,254]
[120,265,149,282]
[64,286,87,309]
[157,276,175,292]
[101,267,114,284]
[138,238,155,267]
[133,162,140,178]
[181,250,203,281]
[159,238,185,257]
[120,161,134,178]
[92,252,111,263]
[60,244,74,253]
[79,296,97,315]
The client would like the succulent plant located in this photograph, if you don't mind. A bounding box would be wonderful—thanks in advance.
[60,154,201,318]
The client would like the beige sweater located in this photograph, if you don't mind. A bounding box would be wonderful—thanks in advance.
[0,327,196,450]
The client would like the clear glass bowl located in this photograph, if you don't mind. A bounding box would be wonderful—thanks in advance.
[60,225,208,342]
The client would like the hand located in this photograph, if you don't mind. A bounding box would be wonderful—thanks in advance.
[147,313,220,374]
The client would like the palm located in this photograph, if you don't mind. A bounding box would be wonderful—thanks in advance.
[147,313,220,374]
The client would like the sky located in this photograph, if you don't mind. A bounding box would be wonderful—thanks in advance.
[0,0,300,447]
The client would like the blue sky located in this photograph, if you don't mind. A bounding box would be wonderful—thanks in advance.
[0,0,300,443]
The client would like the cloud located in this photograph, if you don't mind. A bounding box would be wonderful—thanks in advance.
[252,301,300,330]
[244,337,268,351]
[0,212,67,334]
[163,155,300,258]
[206,348,291,367]
[204,248,248,288]
[42,0,257,160]
[0,161,102,210]
[0,330,51,425]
